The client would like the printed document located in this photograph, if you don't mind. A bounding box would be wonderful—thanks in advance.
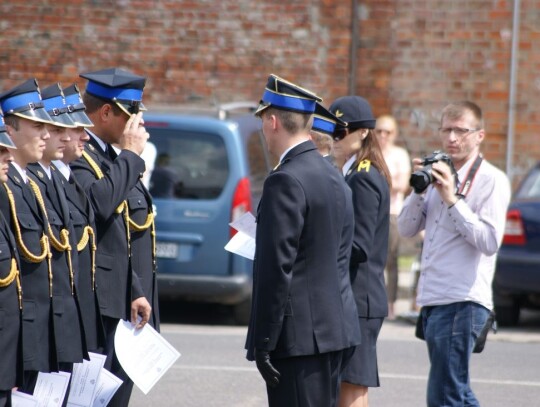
[66,352,107,407]
[225,211,256,260]
[114,320,180,394]
[33,371,71,407]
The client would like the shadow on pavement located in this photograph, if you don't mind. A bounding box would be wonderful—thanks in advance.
[158,299,240,326]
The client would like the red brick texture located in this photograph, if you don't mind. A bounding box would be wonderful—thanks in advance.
[0,0,537,186]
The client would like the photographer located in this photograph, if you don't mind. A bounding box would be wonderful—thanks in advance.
[397,101,511,407]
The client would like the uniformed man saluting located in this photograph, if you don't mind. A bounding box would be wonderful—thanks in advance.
[70,68,157,407]
[0,113,23,407]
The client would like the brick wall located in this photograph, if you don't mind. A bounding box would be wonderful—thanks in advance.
[358,0,540,184]
[0,0,538,186]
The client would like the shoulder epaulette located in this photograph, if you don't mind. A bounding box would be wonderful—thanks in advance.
[357,159,371,172]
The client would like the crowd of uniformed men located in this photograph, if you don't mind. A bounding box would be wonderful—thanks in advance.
[0,68,159,407]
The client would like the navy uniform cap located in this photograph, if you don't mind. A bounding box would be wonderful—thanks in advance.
[0,113,17,149]
[312,102,347,136]
[63,84,94,128]
[80,67,147,116]
[0,78,54,125]
[255,74,322,116]
[41,83,77,128]
[329,96,376,130]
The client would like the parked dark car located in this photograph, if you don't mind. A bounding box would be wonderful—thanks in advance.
[493,163,540,326]
[144,103,272,324]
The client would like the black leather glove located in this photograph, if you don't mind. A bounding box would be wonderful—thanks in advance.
[255,349,281,388]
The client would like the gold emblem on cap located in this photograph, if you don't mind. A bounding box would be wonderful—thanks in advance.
[335,109,344,118]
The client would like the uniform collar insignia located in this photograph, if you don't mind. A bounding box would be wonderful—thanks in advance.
[13,175,21,184]
[37,170,44,179]
[88,144,95,152]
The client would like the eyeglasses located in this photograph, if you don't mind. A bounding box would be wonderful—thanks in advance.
[438,127,480,138]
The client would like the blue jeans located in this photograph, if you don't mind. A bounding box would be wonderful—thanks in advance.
[421,302,490,407]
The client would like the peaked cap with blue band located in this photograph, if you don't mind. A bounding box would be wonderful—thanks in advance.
[0,78,54,125]
[0,113,17,149]
[312,102,347,135]
[255,74,322,116]
[41,83,77,128]
[63,84,94,128]
[79,67,147,116]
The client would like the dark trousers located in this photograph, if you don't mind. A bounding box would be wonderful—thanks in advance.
[0,390,10,407]
[267,347,355,407]
[102,316,134,407]
[19,371,38,395]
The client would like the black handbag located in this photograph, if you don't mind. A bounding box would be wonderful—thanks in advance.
[473,311,497,353]
[415,309,425,340]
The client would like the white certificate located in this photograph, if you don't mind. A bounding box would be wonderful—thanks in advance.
[224,230,255,260]
[66,352,107,407]
[114,320,181,394]
[33,371,71,407]
[229,211,257,238]
[11,390,39,407]
[91,369,122,407]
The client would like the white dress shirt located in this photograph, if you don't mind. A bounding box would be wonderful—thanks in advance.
[398,155,511,309]
[53,160,71,180]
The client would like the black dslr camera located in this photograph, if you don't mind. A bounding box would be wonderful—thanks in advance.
[409,150,457,194]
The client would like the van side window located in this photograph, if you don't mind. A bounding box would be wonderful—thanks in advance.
[148,130,229,199]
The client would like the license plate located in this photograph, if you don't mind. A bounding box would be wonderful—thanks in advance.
[155,242,178,259]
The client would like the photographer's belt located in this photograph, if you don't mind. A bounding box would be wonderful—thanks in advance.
[456,154,483,198]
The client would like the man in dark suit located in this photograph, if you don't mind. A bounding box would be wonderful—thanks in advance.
[26,83,89,382]
[52,83,105,354]
[245,74,360,407]
[70,68,156,406]
[0,79,58,392]
[0,114,23,407]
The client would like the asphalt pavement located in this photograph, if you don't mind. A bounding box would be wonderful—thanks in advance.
[127,265,540,406]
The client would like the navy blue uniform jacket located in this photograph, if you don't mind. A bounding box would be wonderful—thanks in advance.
[245,140,360,361]
[54,164,105,352]
[0,211,22,390]
[27,163,88,364]
[0,165,57,372]
[345,160,390,318]
[70,136,146,321]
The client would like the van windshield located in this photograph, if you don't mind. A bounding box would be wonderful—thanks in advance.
[147,129,229,199]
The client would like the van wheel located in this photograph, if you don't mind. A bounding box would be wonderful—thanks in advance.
[233,298,252,325]
[494,302,520,327]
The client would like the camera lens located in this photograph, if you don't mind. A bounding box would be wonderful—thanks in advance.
[409,167,433,194]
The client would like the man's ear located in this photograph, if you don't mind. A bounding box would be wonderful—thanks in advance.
[476,129,485,145]
[99,103,113,122]
[269,113,279,131]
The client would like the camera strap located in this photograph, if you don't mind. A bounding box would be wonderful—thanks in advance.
[456,154,483,198]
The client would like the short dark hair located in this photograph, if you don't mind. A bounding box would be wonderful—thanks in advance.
[83,92,123,116]
[3,115,19,131]
[265,107,312,134]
